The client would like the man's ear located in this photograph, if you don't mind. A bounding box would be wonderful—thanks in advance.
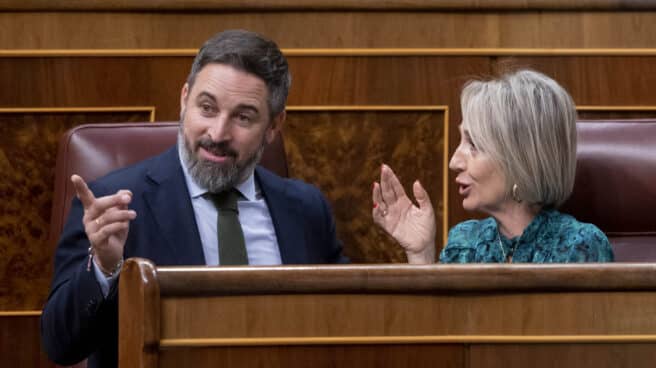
[266,110,286,144]
[180,83,190,115]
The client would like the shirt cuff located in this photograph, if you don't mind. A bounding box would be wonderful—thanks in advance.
[92,259,119,298]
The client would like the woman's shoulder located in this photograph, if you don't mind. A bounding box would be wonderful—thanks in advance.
[448,217,496,241]
[544,210,606,239]
[542,210,614,262]
[441,217,497,263]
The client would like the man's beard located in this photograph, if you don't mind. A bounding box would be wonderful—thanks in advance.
[178,123,265,193]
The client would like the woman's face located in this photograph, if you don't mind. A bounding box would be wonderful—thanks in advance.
[449,124,509,215]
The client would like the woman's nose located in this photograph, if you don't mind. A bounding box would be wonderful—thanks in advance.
[449,146,466,172]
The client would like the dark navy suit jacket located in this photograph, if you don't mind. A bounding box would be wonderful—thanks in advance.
[41,147,347,368]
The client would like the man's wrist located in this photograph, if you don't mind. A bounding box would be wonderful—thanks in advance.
[95,258,124,278]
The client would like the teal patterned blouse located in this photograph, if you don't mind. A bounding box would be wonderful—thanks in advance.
[440,210,614,263]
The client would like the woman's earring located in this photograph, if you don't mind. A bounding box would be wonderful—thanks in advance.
[512,184,522,203]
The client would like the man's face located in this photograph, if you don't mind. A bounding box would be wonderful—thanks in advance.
[178,63,284,192]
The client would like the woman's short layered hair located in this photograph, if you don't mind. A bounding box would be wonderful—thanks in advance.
[461,69,578,208]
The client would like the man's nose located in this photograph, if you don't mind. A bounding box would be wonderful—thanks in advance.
[207,114,232,142]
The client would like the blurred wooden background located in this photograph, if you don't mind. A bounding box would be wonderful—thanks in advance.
[2,0,656,366]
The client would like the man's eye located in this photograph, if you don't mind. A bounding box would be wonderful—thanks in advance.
[237,114,252,123]
[198,102,217,114]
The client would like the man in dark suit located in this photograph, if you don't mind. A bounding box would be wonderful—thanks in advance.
[41,29,347,368]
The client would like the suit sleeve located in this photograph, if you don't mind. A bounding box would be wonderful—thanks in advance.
[315,189,349,264]
[40,182,119,365]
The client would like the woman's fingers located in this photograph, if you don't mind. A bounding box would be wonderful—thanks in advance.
[385,164,409,202]
[413,180,433,213]
[372,182,389,226]
[380,164,408,205]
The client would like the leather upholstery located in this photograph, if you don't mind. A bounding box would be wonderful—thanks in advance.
[48,122,288,252]
[562,120,656,261]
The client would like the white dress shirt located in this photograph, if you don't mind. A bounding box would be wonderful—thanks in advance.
[180,157,282,266]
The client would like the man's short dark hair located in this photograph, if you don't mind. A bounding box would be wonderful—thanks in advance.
[186,29,291,118]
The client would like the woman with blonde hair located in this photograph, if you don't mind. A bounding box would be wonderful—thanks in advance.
[373,69,613,264]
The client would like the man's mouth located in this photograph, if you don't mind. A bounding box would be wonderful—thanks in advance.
[198,147,235,163]
[196,138,238,164]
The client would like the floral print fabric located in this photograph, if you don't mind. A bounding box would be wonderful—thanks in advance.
[440,210,614,263]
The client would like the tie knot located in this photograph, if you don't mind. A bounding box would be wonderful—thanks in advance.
[209,189,242,212]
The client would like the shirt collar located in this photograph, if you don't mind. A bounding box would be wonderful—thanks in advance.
[179,148,256,201]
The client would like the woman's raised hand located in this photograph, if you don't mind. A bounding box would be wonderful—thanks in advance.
[372,164,437,264]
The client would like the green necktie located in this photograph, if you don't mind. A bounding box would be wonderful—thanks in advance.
[210,189,248,265]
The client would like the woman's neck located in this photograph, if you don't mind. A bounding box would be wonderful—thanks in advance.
[493,203,541,239]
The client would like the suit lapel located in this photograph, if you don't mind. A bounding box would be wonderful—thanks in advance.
[256,167,308,264]
[143,147,206,265]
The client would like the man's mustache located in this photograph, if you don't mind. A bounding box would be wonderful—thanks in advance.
[196,137,238,158]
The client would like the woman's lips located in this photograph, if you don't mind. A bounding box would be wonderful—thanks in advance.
[458,183,471,196]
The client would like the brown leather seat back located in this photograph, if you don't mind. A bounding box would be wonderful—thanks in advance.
[48,122,288,249]
[561,120,656,261]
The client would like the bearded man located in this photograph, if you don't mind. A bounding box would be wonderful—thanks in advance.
[41,29,346,368]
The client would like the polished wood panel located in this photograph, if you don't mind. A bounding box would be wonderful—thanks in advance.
[158,345,463,368]
[0,57,188,119]
[578,107,656,120]
[118,259,656,368]
[118,258,159,368]
[470,344,656,368]
[155,263,656,295]
[0,314,53,367]
[160,291,656,339]
[0,55,485,111]
[4,0,656,11]
[2,12,656,49]
[155,263,656,339]
[285,108,446,262]
[285,56,487,236]
[493,56,656,105]
[287,56,487,106]
[0,109,152,310]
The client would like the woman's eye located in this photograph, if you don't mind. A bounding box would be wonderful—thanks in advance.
[469,141,478,152]
[464,134,477,153]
